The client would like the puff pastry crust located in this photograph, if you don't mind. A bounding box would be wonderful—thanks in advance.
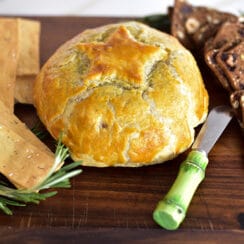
[34,21,208,167]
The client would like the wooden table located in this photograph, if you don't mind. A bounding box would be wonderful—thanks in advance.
[0,17,243,243]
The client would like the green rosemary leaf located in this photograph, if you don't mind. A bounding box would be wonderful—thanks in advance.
[0,197,24,215]
[44,181,71,189]
[0,185,58,203]
[31,121,48,140]
[59,161,82,172]
[14,191,57,203]
[0,205,12,215]
[42,162,82,187]
[0,196,26,207]
[38,169,82,190]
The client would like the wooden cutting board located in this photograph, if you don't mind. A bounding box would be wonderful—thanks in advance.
[0,17,243,242]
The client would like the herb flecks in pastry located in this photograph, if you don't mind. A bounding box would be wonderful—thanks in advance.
[77,26,164,87]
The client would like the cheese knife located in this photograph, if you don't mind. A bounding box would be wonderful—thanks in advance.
[153,105,233,230]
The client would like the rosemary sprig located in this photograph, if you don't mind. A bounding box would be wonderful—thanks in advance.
[0,134,82,215]
[31,121,49,140]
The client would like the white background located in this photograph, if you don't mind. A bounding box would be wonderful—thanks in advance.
[0,0,242,16]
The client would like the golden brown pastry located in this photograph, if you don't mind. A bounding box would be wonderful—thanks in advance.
[34,21,208,167]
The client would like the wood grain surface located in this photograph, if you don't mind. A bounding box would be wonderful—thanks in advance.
[0,17,243,243]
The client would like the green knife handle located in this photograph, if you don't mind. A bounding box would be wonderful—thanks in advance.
[153,150,209,230]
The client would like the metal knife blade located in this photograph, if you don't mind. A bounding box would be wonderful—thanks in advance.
[192,105,233,154]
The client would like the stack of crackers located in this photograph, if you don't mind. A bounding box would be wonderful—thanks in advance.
[0,18,40,111]
[0,18,55,189]
[170,0,244,129]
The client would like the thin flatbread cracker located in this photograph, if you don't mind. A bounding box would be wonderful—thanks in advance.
[15,19,40,104]
[15,75,35,104]
[0,100,55,189]
[0,123,54,189]
[0,18,18,112]
[0,100,53,156]
[0,19,57,190]
[16,18,40,76]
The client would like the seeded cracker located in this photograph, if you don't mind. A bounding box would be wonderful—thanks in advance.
[170,0,237,51]
[0,18,18,112]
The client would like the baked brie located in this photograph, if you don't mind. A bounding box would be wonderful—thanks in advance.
[34,21,208,167]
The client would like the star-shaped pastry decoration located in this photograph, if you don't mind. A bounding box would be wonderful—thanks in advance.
[77,26,164,86]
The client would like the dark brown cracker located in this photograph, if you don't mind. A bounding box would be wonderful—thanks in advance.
[170,1,244,129]
[204,21,244,92]
[205,21,243,52]
[170,0,237,50]
[230,90,244,129]
[171,0,194,50]
[187,7,237,49]
[205,45,232,91]
[217,41,244,91]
